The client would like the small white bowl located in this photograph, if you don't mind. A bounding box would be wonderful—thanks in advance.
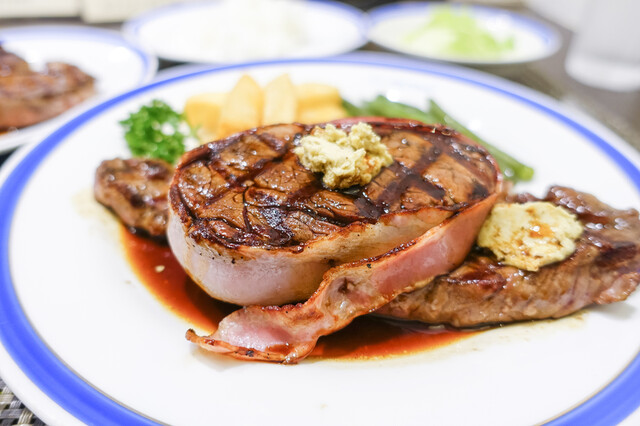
[122,0,369,64]
[367,2,561,66]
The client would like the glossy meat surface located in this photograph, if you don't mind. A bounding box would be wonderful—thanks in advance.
[168,119,501,306]
[171,120,498,249]
[186,190,500,363]
[377,187,640,326]
[0,46,95,129]
[95,158,173,239]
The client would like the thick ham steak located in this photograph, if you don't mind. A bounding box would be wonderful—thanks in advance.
[168,118,502,307]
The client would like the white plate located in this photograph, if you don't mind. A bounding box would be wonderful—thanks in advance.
[1,53,640,426]
[0,25,158,153]
[122,0,368,64]
[367,2,561,65]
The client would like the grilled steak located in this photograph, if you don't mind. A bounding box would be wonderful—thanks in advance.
[0,46,95,129]
[187,192,499,363]
[169,118,502,306]
[175,118,502,363]
[377,186,640,327]
[95,158,173,239]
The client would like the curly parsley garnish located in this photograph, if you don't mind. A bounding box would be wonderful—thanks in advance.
[120,99,194,164]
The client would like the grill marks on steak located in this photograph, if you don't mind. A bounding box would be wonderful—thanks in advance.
[170,118,500,309]
[0,46,95,130]
[94,158,173,239]
[171,121,497,250]
[179,119,503,362]
[186,191,500,363]
[377,186,640,327]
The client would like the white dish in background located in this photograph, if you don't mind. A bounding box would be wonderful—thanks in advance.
[1,53,640,426]
[367,2,561,65]
[122,0,369,64]
[0,25,158,154]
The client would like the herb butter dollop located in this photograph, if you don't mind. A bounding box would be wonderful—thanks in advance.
[477,201,583,271]
[294,122,393,189]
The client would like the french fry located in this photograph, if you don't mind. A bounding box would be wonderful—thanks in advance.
[184,92,226,142]
[297,104,347,124]
[295,83,342,111]
[217,74,263,138]
[262,74,297,125]
[183,74,347,139]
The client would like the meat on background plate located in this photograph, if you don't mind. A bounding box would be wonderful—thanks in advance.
[0,46,95,130]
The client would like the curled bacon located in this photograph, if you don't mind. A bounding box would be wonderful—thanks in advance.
[186,187,500,363]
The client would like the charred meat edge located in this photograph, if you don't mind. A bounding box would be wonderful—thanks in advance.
[168,118,500,306]
[377,186,640,327]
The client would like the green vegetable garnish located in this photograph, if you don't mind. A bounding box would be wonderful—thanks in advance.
[427,99,533,182]
[404,6,515,60]
[342,96,534,183]
[120,99,191,164]
[362,95,439,124]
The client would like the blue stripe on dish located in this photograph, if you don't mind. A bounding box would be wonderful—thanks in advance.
[0,54,638,425]
[0,25,157,86]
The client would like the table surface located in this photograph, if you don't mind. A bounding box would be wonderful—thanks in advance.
[1,2,639,425]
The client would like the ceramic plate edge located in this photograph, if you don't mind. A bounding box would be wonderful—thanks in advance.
[0,54,639,425]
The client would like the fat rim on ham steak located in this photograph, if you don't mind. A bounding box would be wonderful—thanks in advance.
[168,118,502,307]
[168,117,502,363]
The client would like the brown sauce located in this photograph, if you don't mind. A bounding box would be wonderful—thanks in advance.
[121,227,478,361]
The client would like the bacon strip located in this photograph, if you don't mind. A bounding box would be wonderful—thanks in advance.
[186,187,500,363]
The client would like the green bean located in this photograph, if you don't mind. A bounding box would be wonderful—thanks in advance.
[341,99,371,117]
[364,95,439,124]
[427,100,534,182]
[341,94,534,183]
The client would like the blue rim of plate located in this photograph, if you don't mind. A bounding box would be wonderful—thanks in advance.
[0,54,639,425]
[366,1,561,65]
[122,0,369,63]
[0,25,158,85]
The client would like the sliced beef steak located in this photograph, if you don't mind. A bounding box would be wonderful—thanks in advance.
[0,46,95,129]
[377,186,640,327]
[95,158,173,239]
[169,118,501,306]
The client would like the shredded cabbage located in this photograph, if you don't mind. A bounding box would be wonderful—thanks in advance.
[405,6,515,59]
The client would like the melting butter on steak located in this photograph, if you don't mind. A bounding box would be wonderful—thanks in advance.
[377,186,640,327]
[168,118,501,306]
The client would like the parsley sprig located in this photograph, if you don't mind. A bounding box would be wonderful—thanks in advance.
[120,99,193,164]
